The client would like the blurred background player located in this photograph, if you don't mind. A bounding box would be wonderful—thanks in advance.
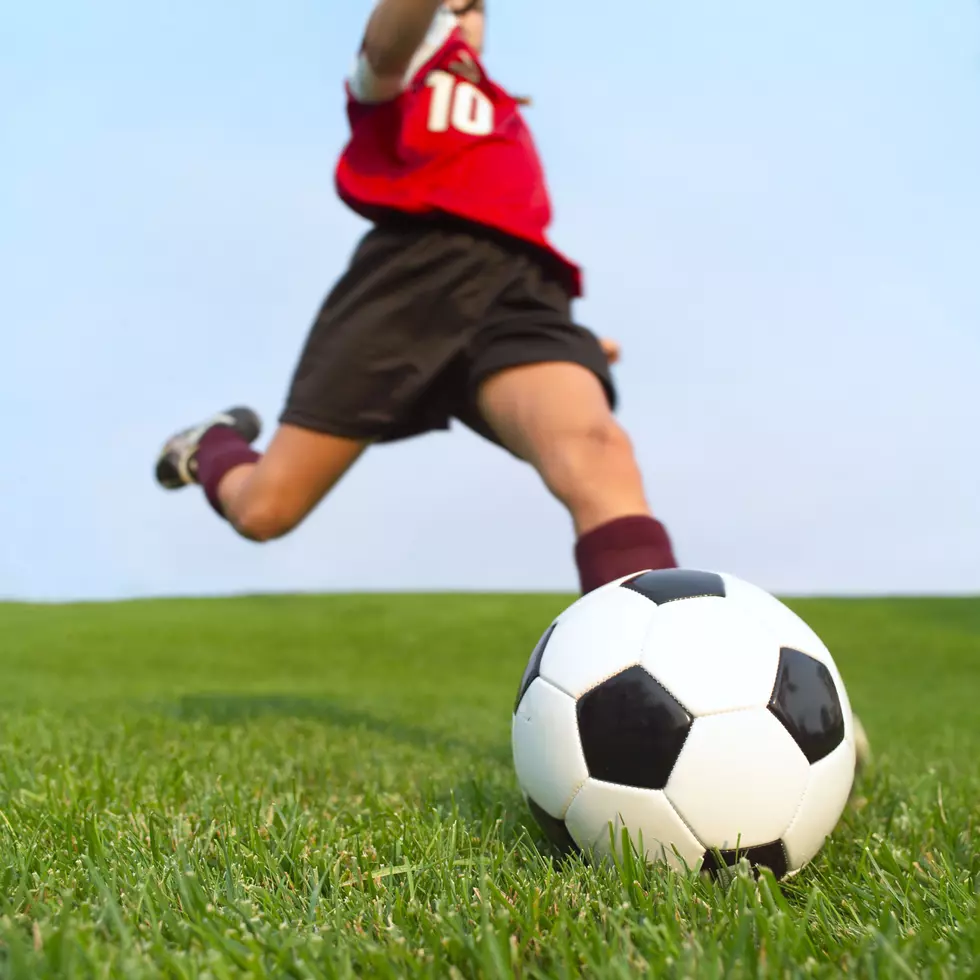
[155,0,679,593]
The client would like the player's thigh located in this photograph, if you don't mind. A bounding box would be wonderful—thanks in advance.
[236,423,368,530]
[475,361,633,481]
[461,292,618,460]
[475,361,609,456]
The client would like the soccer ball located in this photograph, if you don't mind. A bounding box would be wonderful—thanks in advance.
[512,569,857,879]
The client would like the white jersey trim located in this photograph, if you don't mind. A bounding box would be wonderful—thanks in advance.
[348,6,456,103]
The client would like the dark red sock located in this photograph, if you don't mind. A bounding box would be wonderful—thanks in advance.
[575,515,678,594]
[195,426,261,517]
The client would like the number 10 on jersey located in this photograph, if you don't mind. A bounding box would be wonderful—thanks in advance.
[425,71,494,136]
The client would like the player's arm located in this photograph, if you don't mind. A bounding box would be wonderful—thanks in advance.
[351,0,450,102]
[363,0,444,77]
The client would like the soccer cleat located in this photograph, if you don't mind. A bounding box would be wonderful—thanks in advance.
[155,406,261,489]
[846,714,872,809]
[853,714,872,773]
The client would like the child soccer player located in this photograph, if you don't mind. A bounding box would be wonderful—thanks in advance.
[155,0,678,593]
[155,0,871,767]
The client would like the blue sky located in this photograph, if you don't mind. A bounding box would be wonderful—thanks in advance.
[3,0,978,601]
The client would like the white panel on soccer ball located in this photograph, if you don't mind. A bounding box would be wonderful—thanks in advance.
[538,585,657,699]
[564,779,704,872]
[782,739,857,871]
[719,572,855,740]
[639,596,780,717]
[718,573,832,668]
[512,677,588,819]
[666,709,810,850]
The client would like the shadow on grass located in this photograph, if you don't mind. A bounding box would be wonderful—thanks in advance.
[170,693,513,767]
[167,694,551,850]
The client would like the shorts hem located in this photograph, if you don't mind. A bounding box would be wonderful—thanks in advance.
[467,353,618,412]
[278,409,450,444]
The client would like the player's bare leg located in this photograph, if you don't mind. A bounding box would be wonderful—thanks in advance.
[212,426,366,541]
[476,362,677,593]
[156,411,366,542]
[478,362,648,536]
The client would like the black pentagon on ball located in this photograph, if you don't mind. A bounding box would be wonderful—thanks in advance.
[576,665,693,790]
[514,623,557,713]
[623,569,726,605]
[701,840,789,880]
[526,797,580,856]
[768,647,846,764]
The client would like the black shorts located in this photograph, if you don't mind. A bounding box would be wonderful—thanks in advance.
[279,217,616,447]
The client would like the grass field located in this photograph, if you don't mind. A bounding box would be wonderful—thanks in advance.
[0,594,977,978]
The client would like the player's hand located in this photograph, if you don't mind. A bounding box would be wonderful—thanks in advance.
[600,338,621,365]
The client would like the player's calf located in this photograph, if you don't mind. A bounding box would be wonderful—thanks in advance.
[222,492,301,543]
[538,418,678,593]
[533,417,647,535]
[477,362,678,593]
[215,424,367,542]
[155,411,366,543]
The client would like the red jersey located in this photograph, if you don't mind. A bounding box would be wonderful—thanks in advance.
[335,11,583,297]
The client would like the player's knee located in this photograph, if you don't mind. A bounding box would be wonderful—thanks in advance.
[229,498,299,543]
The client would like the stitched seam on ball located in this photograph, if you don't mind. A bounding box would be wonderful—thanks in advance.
[784,740,854,849]
[646,673,693,718]
[782,772,813,842]
[696,704,767,720]
[576,660,643,698]
[786,735,853,836]
[665,797,705,863]
[561,777,589,818]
